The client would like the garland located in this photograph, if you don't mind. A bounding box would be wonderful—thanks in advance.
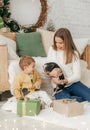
[0,0,47,32]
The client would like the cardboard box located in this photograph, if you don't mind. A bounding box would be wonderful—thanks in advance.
[53,99,84,117]
[17,99,41,116]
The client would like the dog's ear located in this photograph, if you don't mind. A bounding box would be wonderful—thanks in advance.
[43,63,53,72]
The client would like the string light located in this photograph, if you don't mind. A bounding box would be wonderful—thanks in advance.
[42,120,46,128]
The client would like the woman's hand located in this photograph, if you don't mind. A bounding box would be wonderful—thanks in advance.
[49,68,63,77]
[52,77,68,85]
[52,77,61,84]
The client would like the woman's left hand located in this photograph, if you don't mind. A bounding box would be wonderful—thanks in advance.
[52,77,68,85]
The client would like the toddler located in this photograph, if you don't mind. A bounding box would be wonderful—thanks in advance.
[14,56,52,107]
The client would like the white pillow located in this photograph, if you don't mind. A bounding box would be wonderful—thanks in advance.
[0,34,19,60]
[37,28,55,55]
[8,60,21,95]
[73,38,89,55]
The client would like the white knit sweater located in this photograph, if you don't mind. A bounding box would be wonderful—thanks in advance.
[46,47,81,85]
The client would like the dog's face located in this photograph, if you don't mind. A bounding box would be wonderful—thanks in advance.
[43,62,60,73]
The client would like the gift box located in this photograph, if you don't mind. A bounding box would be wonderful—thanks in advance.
[17,99,41,116]
[53,99,84,117]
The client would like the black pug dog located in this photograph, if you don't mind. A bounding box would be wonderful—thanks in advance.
[43,62,66,96]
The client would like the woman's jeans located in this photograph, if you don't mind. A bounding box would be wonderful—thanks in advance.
[55,81,90,102]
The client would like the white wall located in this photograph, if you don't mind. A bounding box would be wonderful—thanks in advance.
[10,0,90,38]
[45,0,90,38]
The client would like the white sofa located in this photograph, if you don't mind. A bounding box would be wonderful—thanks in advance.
[7,28,90,96]
[0,28,90,94]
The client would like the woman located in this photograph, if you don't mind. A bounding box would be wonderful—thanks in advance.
[46,28,90,102]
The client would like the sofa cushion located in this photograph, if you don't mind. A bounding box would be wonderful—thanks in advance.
[0,34,19,60]
[16,32,46,57]
[73,38,88,55]
[37,28,55,55]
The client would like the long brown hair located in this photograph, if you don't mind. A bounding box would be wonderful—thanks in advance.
[53,28,80,64]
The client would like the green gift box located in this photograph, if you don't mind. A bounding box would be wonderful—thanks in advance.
[17,99,41,116]
[0,17,4,29]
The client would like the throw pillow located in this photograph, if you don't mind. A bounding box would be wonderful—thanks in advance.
[16,32,46,57]
[0,34,19,60]
[73,38,89,55]
[37,28,55,55]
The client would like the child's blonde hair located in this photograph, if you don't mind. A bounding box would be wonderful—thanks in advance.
[19,55,35,70]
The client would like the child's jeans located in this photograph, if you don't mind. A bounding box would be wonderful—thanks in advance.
[55,81,90,102]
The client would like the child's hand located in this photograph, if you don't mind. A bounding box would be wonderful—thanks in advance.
[16,97,23,101]
[31,85,36,89]
[33,82,40,89]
